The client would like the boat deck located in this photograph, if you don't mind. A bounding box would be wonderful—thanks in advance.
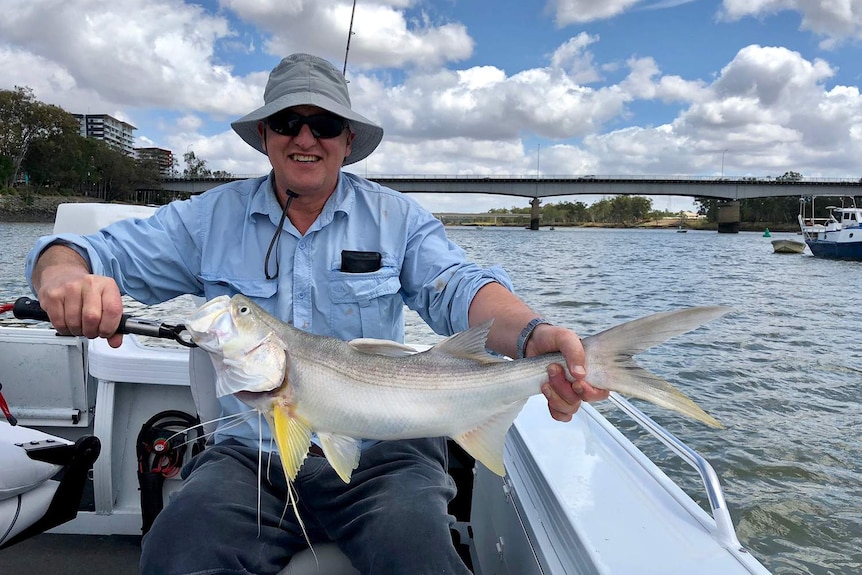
[3,534,141,575]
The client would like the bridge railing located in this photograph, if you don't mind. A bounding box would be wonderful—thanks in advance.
[161,173,862,184]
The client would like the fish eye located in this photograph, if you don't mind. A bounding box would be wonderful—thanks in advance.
[239,306,250,315]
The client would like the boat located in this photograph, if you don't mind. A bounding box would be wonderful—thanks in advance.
[771,238,806,254]
[798,196,862,260]
[0,203,773,575]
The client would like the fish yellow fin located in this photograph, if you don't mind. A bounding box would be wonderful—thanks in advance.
[432,320,507,364]
[453,400,527,476]
[272,405,313,481]
[317,433,362,483]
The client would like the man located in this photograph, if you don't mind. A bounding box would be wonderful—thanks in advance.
[26,53,607,574]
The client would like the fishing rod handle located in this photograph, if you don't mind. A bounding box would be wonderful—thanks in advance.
[12,296,143,336]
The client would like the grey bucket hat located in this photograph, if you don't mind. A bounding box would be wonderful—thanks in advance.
[231,53,383,165]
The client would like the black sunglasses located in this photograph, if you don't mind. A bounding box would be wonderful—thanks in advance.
[266,111,347,139]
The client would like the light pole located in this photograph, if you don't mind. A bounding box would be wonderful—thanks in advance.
[721,149,728,178]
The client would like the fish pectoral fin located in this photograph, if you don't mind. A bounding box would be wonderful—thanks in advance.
[348,338,419,357]
[317,433,362,484]
[432,320,508,364]
[272,406,313,481]
[453,400,527,476]
[216,333,287,396]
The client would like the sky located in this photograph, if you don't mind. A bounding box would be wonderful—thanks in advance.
[2,0,861,214]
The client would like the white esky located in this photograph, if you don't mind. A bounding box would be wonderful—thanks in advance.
[2,0,861,214]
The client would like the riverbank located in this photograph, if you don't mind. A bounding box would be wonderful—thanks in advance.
[0,194,99,223]
[0,193,801,232]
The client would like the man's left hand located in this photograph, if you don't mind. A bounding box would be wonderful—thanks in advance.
[528,324,610,422]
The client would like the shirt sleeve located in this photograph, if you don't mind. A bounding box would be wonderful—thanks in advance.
[25,201,204,304]
[399,207,514,336]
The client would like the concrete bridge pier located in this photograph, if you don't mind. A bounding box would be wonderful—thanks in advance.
[529,197,541,230]
[717,201,740,233]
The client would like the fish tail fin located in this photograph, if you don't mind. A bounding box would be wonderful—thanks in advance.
[584,306,731,428]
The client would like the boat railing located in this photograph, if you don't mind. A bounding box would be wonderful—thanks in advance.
[607,391,743,551]
[801,217,829,227]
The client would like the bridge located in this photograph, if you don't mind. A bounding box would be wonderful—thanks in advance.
[158,174,861,232]
[160,174,862,200]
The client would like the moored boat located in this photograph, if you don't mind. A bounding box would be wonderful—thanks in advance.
[798,197,862,260]
[771,238,806,254]
[0,203,773,575]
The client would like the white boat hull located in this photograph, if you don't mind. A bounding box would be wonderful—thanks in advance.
[771,238,806,254]
[798,203,862,261]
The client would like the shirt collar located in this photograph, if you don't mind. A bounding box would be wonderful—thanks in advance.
[248,171,356,231]
[328,172,355,218]
[248,172,283,226]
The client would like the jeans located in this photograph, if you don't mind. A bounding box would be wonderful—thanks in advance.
[140,437,471,575]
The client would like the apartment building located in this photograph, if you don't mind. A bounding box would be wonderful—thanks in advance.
[73,113,136,156]
[135,147,174,177]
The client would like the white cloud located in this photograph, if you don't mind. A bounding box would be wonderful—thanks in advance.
[548,0,643,25]
[351,53,634,142]
[719,0,862,46]
[2,0,862,213]
[589,44,862,177]
[0,0,259,117]
[223,0,474,68]
[550,0,862,46]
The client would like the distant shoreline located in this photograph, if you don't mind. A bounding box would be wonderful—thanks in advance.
[0,194,800,232]
[0,194,100,223]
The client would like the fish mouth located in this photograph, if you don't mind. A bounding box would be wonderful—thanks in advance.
[185,295,234,351]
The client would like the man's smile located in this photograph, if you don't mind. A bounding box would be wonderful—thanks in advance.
[289,154,320,163]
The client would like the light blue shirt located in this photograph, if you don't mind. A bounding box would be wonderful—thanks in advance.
[26,171,513,448]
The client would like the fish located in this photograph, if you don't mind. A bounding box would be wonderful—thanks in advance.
[185,294,730,483]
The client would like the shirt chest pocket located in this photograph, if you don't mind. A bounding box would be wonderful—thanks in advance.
[328,270,402,339]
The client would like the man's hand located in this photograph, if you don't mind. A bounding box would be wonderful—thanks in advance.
[528,324,609,422]
[32,245,125,348]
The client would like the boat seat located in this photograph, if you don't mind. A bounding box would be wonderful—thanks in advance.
[189,347,359,575]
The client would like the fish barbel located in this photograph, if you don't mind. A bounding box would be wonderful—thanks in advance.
[186,295,730,483]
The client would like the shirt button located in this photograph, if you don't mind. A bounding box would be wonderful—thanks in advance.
[298,292,306,299]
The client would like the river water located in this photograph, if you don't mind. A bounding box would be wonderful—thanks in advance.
[1,221,860,575]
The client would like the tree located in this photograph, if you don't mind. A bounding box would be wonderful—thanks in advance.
[694,197,718,222]
[135,157,163,192]
[0,154,13,187]
[90,139,137,202]
[183,150,212,178]
[585,195,652,224]
[0,86,79,188]
[776,171,803,182]
[24,129,87,192]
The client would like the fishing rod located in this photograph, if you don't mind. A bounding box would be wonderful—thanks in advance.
[8,297,197,348]
[343,0,357,76]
